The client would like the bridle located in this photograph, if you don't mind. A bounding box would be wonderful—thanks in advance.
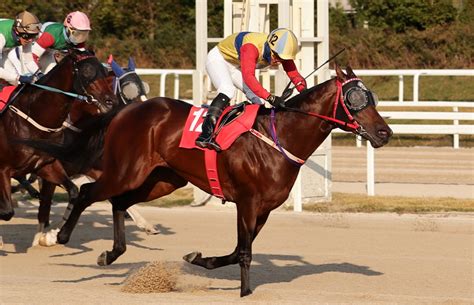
[71,54,109,109]
[257,77,377,167]
[8,53,111,133]
[278,77,378,135]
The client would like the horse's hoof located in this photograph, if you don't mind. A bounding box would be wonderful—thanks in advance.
[145,225,160,235]
[183,251,201,263]
[38,229,59,247]
[0,236,3,250]
[240,288,253,297]
[97,251,108,266]
[57,230,70,244]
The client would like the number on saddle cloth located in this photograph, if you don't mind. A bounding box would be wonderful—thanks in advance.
[0,86,18,114]
[179,103,260,151]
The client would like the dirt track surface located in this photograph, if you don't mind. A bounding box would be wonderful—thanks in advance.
[1,203,473,305]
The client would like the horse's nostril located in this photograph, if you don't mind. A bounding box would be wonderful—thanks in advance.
[378,129,392,138]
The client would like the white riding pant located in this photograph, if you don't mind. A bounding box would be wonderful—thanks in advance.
[205,46,262,104]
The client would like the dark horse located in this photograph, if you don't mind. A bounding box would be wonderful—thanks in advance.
[34,65,392,296]
[0,49,117,221]
[30,59,157,244]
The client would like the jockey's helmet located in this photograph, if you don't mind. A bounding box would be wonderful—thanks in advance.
[64,11,91,45]
[266,28,298,60]
[14,11,41,34]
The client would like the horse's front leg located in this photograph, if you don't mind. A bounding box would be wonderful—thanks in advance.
[56,182,95,244]
[0,168,14,220]
[97,204,127,266]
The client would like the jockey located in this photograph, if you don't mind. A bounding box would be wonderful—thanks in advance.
[0,11,41,85]
[31,11,91,73]
[195,28,307,151]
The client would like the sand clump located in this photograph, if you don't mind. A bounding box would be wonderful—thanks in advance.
[122,261,180,293]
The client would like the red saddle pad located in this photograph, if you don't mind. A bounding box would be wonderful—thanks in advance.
[0,86,17,112]
[179,104,260,151]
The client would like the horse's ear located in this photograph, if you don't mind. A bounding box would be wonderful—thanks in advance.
[107,54,114,65]
[111,59,125,77]
[346,65,357,78]
[128,57,136,71]
[335,63,345,81]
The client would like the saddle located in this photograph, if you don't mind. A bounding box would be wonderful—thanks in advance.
[179,103,260,151]
[179,102,260,200]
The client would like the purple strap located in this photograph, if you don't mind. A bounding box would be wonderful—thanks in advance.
[269,108,303,167]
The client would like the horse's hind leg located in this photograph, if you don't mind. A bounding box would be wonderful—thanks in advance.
[97,204,127,266]
[126,206,159,235]
[33,181,56,246]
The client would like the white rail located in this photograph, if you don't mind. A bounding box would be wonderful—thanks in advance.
[331,69,474,102]
[333,102,474,196]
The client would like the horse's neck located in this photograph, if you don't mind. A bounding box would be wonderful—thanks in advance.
[270,81,336,161]
[17,63,76,129]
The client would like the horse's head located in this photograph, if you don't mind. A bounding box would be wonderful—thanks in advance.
[62,49,119,113]
[109,58,149,104]
[333,64,392,148]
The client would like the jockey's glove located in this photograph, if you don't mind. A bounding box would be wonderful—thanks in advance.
[18,75,34,84]
[266,94,285,108]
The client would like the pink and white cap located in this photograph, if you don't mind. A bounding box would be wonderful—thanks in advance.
[64,11,91,30]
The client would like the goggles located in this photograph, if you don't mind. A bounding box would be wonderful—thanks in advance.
[17,22,41,33]
[17,31,38,40]
[344,86,378,112]
[68,28,90,44]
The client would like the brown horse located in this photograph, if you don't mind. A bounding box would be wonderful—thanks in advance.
[30,59,157,243]
[0,49,117,221]
[37,64,392,296]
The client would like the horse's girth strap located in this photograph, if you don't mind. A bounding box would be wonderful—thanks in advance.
[204,149,225,199]
[249,128,305,165]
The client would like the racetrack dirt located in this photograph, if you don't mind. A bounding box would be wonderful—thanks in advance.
[1,202,472,305]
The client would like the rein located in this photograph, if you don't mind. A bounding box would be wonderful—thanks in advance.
[255,78,366,166]
[29,83,93,103]
[8,54,105,133]
[8,83,97,133]
[281,78,361,132]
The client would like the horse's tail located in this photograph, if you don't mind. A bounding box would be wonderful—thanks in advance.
[14,105,124,167]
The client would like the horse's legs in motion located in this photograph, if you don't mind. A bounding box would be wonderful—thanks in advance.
[184,204,271,297]
[125,206,159,235]
[11,174,40,199]
[32,181,56,246]
[97,168,187,265]
[37,162,78,208]
[0,168,14,220]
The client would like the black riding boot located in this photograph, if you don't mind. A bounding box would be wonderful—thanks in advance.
[195,93,230,151]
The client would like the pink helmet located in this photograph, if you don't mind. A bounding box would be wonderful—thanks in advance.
[63,11,91,30]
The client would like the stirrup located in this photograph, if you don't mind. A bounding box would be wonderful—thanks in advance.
[195,135,212,148]
[207,140,222,152]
